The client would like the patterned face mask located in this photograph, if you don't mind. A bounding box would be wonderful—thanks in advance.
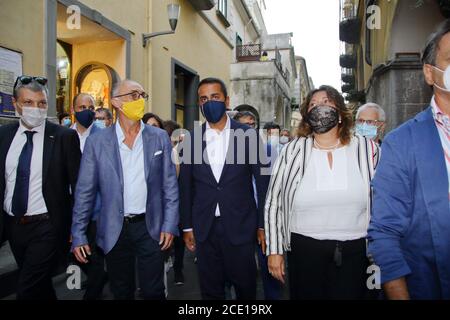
[306,105,339,134]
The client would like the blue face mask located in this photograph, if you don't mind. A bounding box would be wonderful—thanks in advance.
[94,119,106,129]
[75,109,95,128]
[200,100,226,124]
[356,123,378,140]
[63,118,72,127]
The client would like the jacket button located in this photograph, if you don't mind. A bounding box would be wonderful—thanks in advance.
[217,187,222,191]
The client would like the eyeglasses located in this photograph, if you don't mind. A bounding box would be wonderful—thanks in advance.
[356,119,384,126]
[114,91,149,101]
[13,76,48,89]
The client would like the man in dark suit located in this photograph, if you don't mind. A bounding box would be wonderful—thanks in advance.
[0,76,81,299]
[179,77,270,300]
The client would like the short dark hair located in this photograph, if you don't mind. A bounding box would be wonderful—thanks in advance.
[234,111,256,121]
[263,122,281,132]
[198,77,228,98]
[142,112,164,128]
[96,107,113,120]
[422,19,450,65]
[58,112,70,124]
[162,120,181,137]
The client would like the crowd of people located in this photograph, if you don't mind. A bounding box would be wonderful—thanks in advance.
[1,20,450,301]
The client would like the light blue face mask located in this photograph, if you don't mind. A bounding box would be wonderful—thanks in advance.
[63,118,72,127]
[94,119,106,129]
[356,123,378,140]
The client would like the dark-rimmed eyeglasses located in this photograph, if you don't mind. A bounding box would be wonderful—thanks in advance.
[14,76,48,89]
[113,91,149,101]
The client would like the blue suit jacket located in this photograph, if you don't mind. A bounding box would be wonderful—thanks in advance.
[179,119,270,245]
[71,123,179,254]
[368,107,450,299]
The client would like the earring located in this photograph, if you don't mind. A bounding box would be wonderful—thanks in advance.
[339,119,342,124]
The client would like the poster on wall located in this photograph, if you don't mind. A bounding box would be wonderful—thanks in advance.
[0,46,23,116]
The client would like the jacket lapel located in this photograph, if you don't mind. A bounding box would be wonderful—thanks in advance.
[105,125,124,188]
[200,123,218,184]
[42,122,56,186]
[142,126,156,182]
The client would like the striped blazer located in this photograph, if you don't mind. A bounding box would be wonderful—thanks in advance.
[264,135,380,255]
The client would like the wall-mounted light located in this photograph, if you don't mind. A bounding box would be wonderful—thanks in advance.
[142,4,180,48]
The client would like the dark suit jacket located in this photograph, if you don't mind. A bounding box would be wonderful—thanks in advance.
[179,119,270,245]
[0,121,81,253]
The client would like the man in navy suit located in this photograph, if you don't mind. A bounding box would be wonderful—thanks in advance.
[72,80,179,300]
[179,77,269,300]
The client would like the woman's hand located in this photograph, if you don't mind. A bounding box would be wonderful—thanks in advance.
[268,254,285,284]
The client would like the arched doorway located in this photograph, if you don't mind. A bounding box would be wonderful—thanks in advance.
[234,104,261,128]
[74,62,120,110]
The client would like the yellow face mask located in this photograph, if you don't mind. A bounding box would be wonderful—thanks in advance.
[121,98,145,121]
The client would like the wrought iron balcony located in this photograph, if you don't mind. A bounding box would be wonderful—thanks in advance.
[341,83,355,93]
[236,44,262,62]
[345,89,366,103]
[341,68,355,84]
[339,0,361,44]
[339,43,357,68]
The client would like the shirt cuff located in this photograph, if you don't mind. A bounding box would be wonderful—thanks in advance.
[183,228,193,232]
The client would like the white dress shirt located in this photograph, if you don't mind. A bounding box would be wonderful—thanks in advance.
[72,122,93,152]
[4,120,48,216]
[205,116,231,217]
[116,121,147,216]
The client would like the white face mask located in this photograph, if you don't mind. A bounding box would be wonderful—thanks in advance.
[432,65,450,92]
[280,136,289,145]
[21,106,47,128]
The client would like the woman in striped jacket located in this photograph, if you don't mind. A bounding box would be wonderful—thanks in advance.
[264,85,379,299]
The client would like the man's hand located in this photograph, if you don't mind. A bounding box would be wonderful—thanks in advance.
[383,278,410,300]
[159,232,174,251]
[73,245,91,264]
[268,254,285,284]
[183,231,196,252]
[257,229,266,254]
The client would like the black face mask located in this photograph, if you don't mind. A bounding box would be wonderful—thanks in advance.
[306,105,339,134]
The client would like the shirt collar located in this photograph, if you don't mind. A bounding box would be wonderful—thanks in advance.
[72,122,93,136]
[116,120,144,144]
[18,118,46,135]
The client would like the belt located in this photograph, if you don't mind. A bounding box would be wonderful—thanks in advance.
[9,213,51,225]
[124,214,145,224]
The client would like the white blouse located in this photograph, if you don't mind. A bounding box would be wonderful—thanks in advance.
[290,145,368,241]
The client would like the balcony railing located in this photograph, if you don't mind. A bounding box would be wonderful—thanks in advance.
[339,42,356,68]
[339,0,361,44]
[236,44,262,62]
[341,68,355,84]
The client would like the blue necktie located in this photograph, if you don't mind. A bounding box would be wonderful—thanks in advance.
[11,131,36,217]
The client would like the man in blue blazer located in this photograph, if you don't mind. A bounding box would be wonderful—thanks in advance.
[71,80,179,300]
[179,77,270,300]
[368,20,450,299]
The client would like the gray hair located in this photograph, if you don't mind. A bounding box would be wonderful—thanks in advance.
[72,93,94,107]
[422,19,450,65]
[112,79,141,97]
[356,103,386,122]
[96,107,113,120]
[13,81,48,100]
